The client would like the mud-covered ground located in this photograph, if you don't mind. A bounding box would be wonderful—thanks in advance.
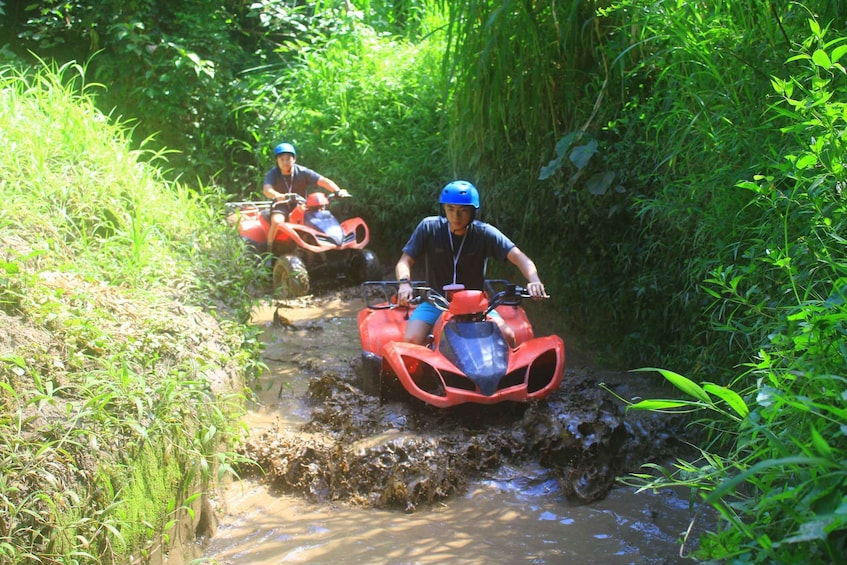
[235,287,698,513]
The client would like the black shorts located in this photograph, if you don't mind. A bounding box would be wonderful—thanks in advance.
[270,200,294,216]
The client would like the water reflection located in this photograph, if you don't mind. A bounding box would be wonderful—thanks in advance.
[200,472,694,564]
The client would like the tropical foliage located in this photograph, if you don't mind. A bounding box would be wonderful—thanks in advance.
[609,7,847,562]
[2,0,847,562]
[0,61,262,562]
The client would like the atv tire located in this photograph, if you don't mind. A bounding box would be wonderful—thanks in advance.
[349,249,381,283]
[273,255,310,298]
[359,353,383,397]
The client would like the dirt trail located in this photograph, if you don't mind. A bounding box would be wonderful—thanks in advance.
[234,287,694,512]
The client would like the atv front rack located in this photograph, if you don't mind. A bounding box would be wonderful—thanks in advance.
[360,280,427,309]
[225,200,271,211]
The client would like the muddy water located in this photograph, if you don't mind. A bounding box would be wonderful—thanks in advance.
[196,290,703,564]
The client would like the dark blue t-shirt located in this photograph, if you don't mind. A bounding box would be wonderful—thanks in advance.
[263,164,322,198]
[402,216,515,293]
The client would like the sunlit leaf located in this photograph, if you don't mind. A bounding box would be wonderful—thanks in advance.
[628,399,692,411]
[812,49,832,69]
[794,153,818,170]
[703,383,749,418]
[633,367,710,403]
[831,44,847,63]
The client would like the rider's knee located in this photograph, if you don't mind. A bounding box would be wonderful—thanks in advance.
[404,321,431,345]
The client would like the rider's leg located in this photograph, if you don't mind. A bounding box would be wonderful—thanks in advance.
[491,315,517,348]
[404,319,432,345]
[404,302,441,345]
[267,211,284,248]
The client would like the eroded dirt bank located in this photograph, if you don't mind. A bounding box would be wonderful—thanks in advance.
[233,287,696,513]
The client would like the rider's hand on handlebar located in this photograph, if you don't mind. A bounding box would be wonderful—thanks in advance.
[336,189,351,198]
[397,283,413,305]
[526,281,548,299]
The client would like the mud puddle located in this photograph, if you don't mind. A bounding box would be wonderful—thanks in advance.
[196,287,706,563]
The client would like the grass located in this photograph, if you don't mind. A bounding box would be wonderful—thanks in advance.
[0,59,262,562]
[614,13,847,562]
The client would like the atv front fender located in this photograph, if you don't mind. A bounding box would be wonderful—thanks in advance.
[381,335,564,408]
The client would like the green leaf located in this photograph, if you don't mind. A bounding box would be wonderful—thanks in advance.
[703,382,749,418]
[628,399,692,411]
[809,423,833,457]
[633,367,711,403]
[831,44,847,64]
[569,139,598,169]
[794,153,818,170]
[554,132,579,158]
[586,171,615,195]
[705,456,834,505]
[538,156,564,180]
[1,353,27,369]
[780,518,830,544]
[539,132,580,180]
[812,49,832,69]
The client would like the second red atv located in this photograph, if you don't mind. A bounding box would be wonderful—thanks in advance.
[227,191,380,297]
[357,280,565,408]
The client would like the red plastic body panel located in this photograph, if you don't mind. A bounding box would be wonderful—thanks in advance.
[232,195,370,252]
[238,209,269,245]
[357,291,565,408]
[382,335,565,408]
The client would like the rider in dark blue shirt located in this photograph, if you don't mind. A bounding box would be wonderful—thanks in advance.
[261,142,348,248]
[395,180,548,345]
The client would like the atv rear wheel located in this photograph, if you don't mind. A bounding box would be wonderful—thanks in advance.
[273,255,310,298]
[349,249,381,283]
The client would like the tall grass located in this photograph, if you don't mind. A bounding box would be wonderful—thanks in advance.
[230,6,451,262]
[0,60,261,562]
[585,0,847,368]
[621,17,847,563]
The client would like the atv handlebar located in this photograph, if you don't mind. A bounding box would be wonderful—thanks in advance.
[425,282,532,315]
[226,190,350,212]
[272,192,307,206]
[486,284,532,311]
[360,279,538,313]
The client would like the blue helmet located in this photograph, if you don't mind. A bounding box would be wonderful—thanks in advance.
[439,180,480,209]
[274,142,296,157]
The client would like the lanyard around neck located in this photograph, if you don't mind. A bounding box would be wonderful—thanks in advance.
[448,228,467,286]
[281,165,296,191]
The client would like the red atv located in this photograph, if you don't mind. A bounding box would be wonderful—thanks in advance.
[357,280,565,408]
[227,192,380,297]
